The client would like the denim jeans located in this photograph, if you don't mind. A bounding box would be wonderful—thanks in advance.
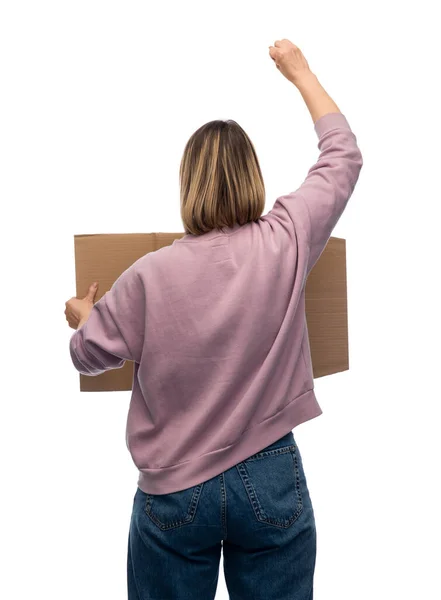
[127,430,316,599]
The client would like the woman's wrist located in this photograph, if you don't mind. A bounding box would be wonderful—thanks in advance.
[292,71,318,90]
[77,314,90,331]
[294,72,341,124]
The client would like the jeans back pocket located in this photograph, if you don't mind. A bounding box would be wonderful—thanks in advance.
[143,483,204,531]
[236,443,303,528]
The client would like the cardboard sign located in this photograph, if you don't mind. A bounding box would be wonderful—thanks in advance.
[73,233,348,392]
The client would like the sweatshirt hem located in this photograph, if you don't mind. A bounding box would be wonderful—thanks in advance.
[137,388,323,495]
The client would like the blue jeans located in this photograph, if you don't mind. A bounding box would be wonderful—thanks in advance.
[127,430,316,599]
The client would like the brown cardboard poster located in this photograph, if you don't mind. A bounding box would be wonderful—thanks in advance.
[73,233,348,391]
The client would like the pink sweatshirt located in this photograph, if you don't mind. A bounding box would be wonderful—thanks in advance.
[70,112,363,495]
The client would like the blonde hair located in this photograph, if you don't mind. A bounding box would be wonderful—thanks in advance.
[179,120,266,236]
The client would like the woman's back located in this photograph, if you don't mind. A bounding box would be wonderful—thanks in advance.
[70,110,362,495]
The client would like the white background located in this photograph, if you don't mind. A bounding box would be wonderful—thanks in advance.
[1,1,440,598]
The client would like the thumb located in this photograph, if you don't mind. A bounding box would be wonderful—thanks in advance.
[85,281,99,302]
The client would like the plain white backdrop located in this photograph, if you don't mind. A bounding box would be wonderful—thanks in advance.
[1,1,440,598]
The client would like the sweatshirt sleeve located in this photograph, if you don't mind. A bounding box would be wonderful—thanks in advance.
[69,260,146,376]
[262,112,363,275]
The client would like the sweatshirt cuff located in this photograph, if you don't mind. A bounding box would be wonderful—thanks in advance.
[314,112,351,138]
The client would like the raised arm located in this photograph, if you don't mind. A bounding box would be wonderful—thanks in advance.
[266,40,363,274]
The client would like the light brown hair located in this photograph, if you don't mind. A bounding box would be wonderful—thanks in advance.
[179,120,266,236]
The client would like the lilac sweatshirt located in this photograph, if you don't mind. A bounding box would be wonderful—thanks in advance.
[70,112,363,495]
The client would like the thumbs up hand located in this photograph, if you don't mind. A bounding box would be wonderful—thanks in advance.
[65,282,99,330]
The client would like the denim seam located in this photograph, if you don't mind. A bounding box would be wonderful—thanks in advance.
[220,472,228,540]
[235,462,266,522]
